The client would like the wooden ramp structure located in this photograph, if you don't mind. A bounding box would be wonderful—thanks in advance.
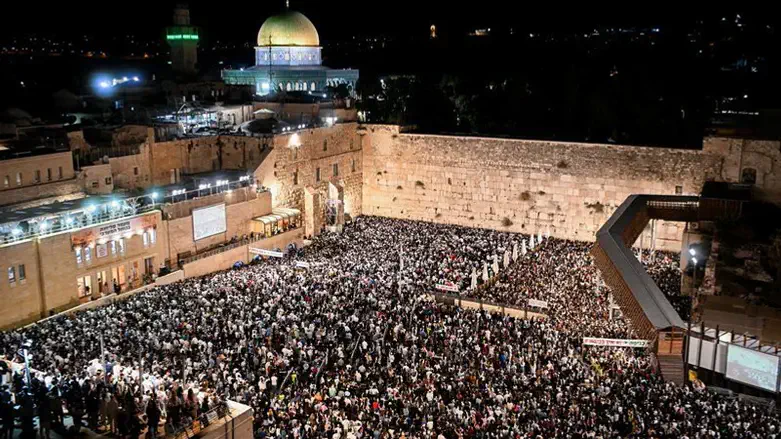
[591,194,742,385]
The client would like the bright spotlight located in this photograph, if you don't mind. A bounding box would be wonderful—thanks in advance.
[99,81,110,88]
[111,200,120,208]
[65,217,74,225]
[150,192,159,200]
[39,222,48,231]
[132,76,140,82]
[692,257,698,265]
[12,228,22,236]
[87,205,97,213]
[689,249,696,256]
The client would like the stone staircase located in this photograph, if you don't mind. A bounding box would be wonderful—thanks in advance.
[658,354,685,385]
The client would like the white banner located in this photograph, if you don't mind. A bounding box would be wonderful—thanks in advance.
[528,299,549,308]
[435,283,460,293]
[250,248,284,258]
[295,261,311,268]
[582,338,650,348]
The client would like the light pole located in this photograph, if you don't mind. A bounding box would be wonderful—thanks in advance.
[689,248,699,291]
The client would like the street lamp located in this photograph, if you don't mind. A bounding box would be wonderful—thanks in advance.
[689,248,696,257]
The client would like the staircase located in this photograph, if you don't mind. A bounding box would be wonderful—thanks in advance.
[658,354,685,385]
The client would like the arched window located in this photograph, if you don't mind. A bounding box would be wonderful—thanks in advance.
[284,53,290,61]
[741,168,757,184]
[286,82,292,91]
[278,83,283,91]
[295,82,300,91]
[311,82,316,91]
[302,82,308,91]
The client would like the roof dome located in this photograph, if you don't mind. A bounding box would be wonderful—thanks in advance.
[257,11,320,47]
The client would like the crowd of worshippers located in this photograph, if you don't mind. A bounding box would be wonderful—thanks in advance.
[1,215,779,438]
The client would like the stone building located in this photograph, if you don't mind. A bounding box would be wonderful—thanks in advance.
[221,8,359,96]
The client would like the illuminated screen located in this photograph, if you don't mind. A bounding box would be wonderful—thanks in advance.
[192,204,227,241]
[726,345,779,392]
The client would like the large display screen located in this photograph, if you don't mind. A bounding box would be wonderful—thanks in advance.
[193,204,227,241]
[726,345,780,392]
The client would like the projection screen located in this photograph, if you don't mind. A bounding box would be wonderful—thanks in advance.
[193,203,227,241]
[725,345,780,392]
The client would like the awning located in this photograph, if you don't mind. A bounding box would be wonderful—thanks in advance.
[252,208,301,225]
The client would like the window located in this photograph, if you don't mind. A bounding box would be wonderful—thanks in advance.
[110,241,117,255]
[18,264,25,281]
[91,181,99,188]
[58,167,63,179]
[118,238,125,254]
[311,82,316,91]
[675,185,683,195]
[286,82,292,91]
[75,247,83,264]
[47,168,52,181]
[316,167,321,182]
[294,170,299,185]
[302,82,308,91]
[741,168,757,185]
[16,172,22,186]
[323,140,328,151]
[3,175,8,187]
[133,167,139,176]
[284,52,290,61]
[84,246,92,263]
[105,177,112,185]
[149,228,156,244]
[8,267,15,284]
[333,163,339,177]
[34,170,41,183]
[142,232,149,247]
[249,150,255,161]
[352,159,356,173]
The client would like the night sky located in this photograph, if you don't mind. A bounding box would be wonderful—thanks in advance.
[1,1,767,41]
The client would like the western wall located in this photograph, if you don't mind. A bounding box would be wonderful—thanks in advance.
[359,125,776,251]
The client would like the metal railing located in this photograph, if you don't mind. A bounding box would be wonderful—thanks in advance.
[1,204,158,246]
[171,400,229,439]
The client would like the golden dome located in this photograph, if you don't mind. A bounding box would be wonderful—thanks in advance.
[257,11,320,47]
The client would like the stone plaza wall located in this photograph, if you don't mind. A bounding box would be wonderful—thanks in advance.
[362,125,727,250]
[254,123,363,235]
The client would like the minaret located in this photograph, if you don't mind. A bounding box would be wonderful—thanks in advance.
[166,4,199,74]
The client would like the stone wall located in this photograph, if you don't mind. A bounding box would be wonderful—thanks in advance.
[182,229,303,279]
[149,136,272,186]
[79,164,114,194]
[166,196,272,260]
[254,123,363,235]
[703,137,781,203]
[362,125,726,250]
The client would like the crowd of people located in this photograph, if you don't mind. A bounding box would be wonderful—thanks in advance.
[1,215,779,438]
